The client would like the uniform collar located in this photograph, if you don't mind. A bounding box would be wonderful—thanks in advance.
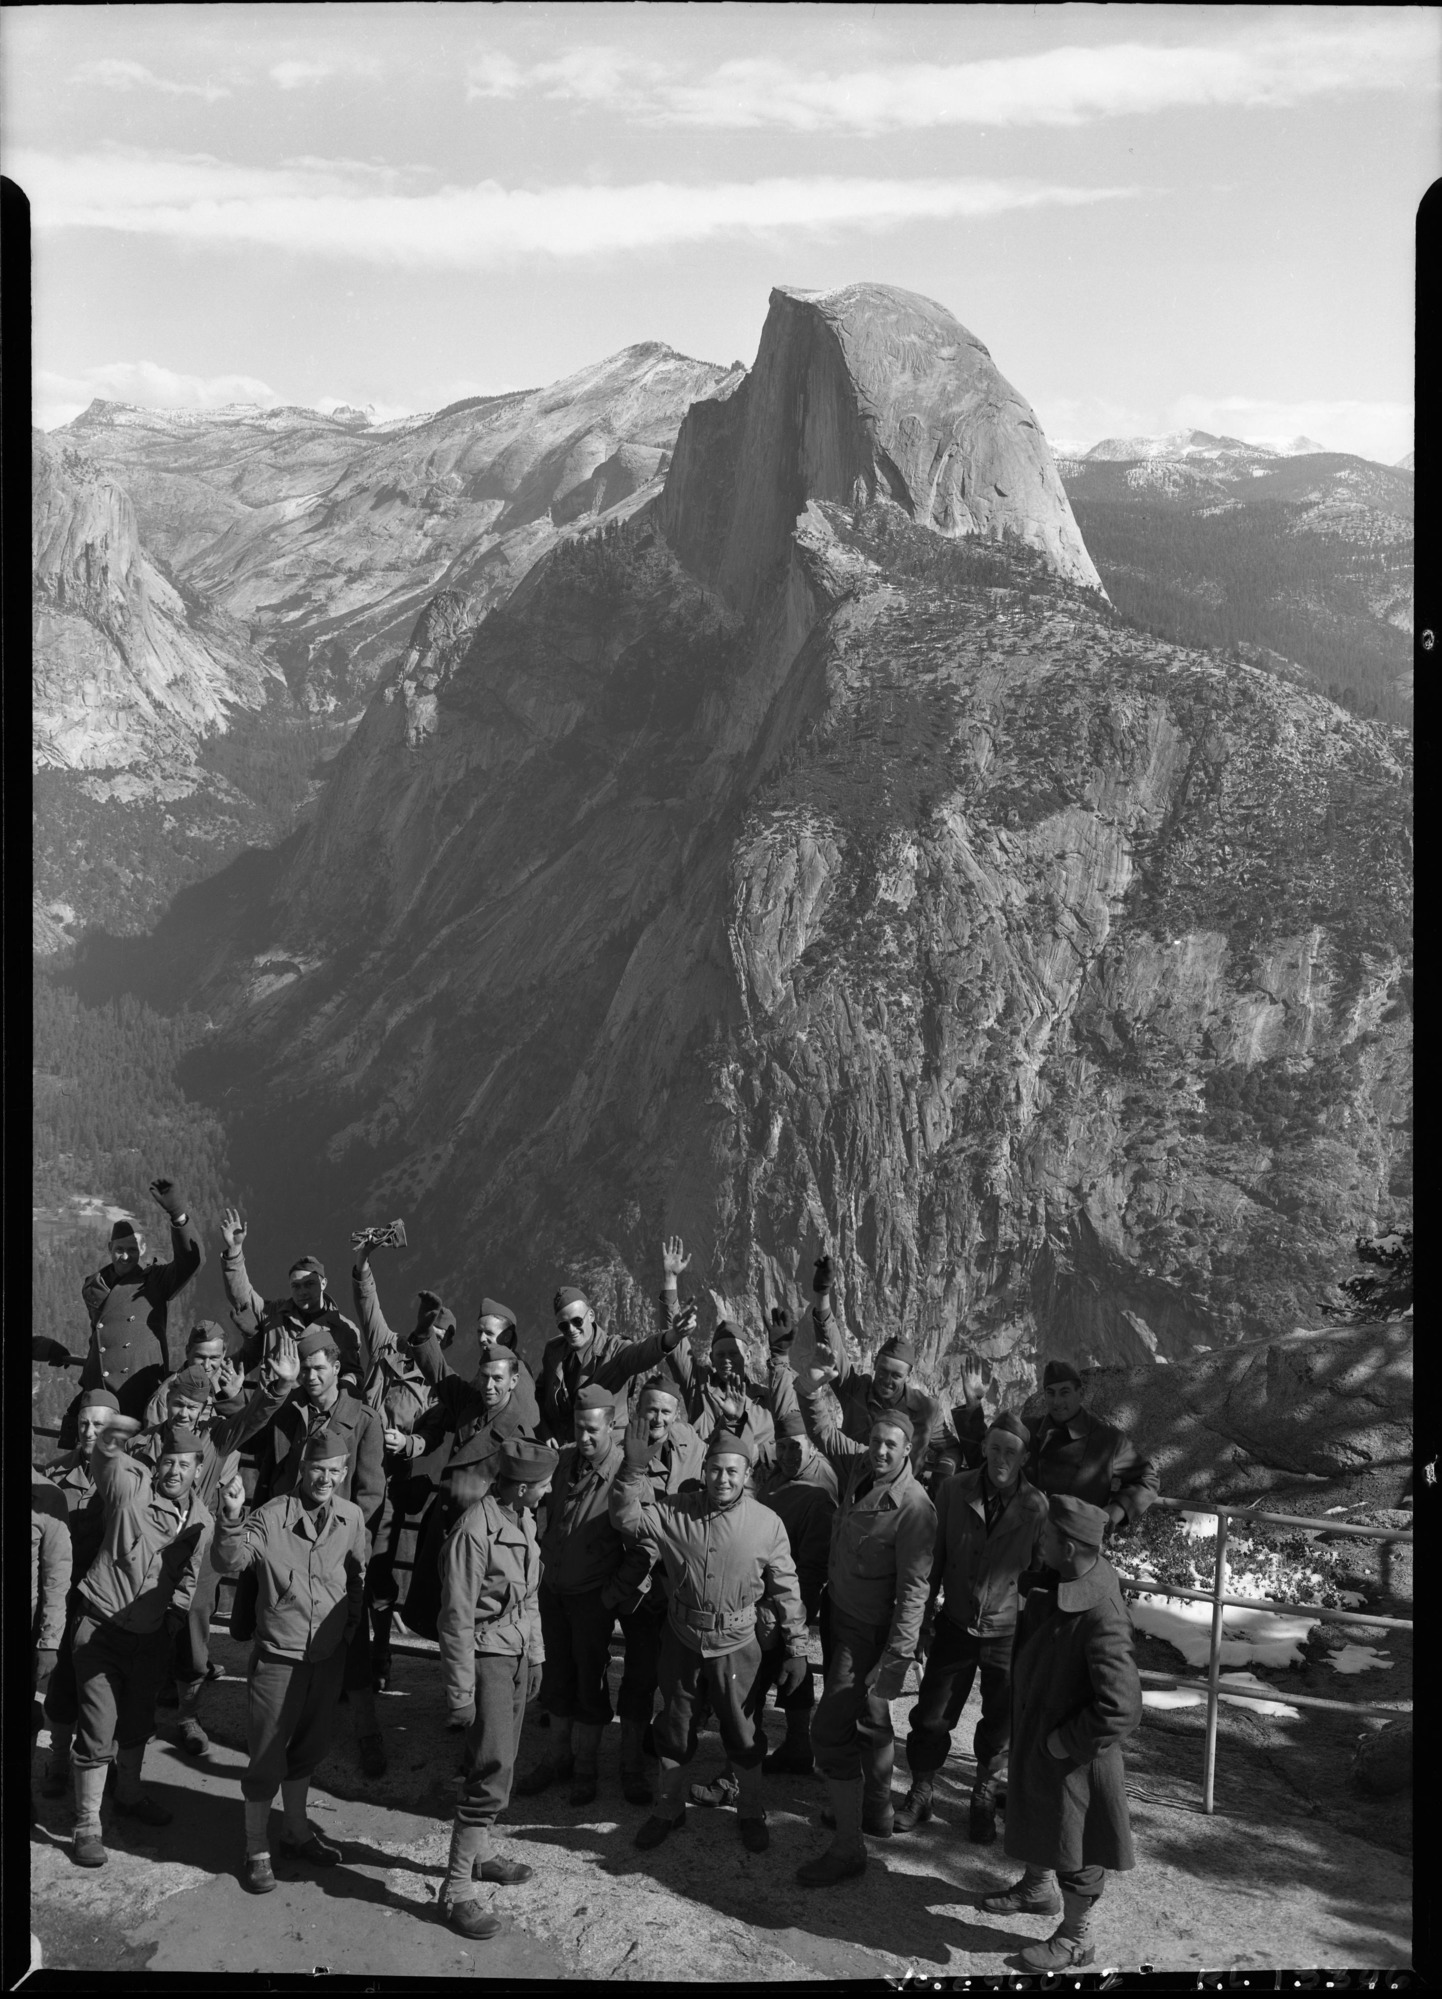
[1056,1555,1116,1611]
[1041,1408,1088,1442]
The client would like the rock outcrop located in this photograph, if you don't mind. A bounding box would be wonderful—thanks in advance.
[32,431,280,773]
[114,286,1409,1397]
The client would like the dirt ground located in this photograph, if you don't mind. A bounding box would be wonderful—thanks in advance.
[30,1620,1412,1981]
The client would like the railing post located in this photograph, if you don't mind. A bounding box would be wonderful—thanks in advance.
[1202,1511,1230,1815]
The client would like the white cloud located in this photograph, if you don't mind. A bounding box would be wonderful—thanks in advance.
[270,56,385,90]
[70,57,231,104]
[463,14,1436,133]
[35,361,282,431]
[11,147,1140,267]
[1167,393,1413,464]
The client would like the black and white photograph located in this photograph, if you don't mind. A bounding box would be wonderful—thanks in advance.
[13,1,1422,1982]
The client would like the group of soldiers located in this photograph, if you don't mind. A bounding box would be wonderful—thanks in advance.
[31,1180,1161,1971]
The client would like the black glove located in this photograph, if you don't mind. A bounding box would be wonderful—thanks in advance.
[150,1179,185,1219]
[812,1253,833,1296]
[768,1307,795,1355]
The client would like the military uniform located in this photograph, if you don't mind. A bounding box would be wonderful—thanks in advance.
[952,1400,1159,1525]
[749,1445,838,1750]
[536,1318,686,1443]
[813,1301,941,1471]
[222,1242,364,1388]
[75,1214,204,1425]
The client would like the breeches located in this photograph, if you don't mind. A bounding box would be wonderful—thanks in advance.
[810,1609,893,1782]
[242,1647,347,1799]
[656,1624,764,1769]
[905,1617,1012,1775]
[72,1614,171,1762]
[456,1652,528,1831]
[616,1590,666,1725]
[538,1583,616,1727]
[1060,1864,1105,1899]
[172,1559,221,1684]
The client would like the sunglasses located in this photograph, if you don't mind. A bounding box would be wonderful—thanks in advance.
[558,1314,588,1331]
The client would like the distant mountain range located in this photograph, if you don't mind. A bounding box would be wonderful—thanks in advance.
[1082,428,1331,462]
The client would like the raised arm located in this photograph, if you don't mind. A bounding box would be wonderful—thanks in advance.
[796,1366,869,1471]
[607,1410,677,1563]
[149,1179,203,1309]
[810,1253,857,1388]
[207,1332,299,1453]
[209,1477,264,1576]
[219,1207,267,1334]
[351,1250,396,1379]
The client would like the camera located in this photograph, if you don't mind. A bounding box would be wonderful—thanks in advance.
[351,1219,408,1251]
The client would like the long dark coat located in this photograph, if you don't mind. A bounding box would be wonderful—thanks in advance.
[1004,1555,1142,1873]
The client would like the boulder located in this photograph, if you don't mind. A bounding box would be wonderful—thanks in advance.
[1352,1718,1412,1796]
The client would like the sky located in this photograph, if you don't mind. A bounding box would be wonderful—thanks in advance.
[4,3,1437,460]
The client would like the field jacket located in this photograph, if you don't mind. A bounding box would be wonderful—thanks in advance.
[350,1260,437,1437]
[221,1243,364,1388]
[813,1300,940,1471]
[248,1387,386,1549]
[608,1463,805,1659]
[929,1468,1048,1641]
[212,1492,366,1664]
[409,1313,541,1432]
[800,1384,936,1681]
[438,1495,543,1710]
[536,1321,687,1443]
[952,1401,1160,1525]
[32,1476,73,1649]
[757,1450,838,1626]
[79,1444,214,1634]
[538,1437,652,1602]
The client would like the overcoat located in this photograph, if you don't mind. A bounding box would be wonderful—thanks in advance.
[1004,1555,1142,1873]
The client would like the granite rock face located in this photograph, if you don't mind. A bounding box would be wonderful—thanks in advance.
[32,431,280,773]
[159,289,1409,1395]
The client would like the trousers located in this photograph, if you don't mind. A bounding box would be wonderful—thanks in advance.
[538,1583,616,1726]
[656,1624,764,1769]
[905,1616,1012,1775]
[1060,1864,1105,1898]
[72,1614,172,1762]
[616,1589,667,1726]
[172,1558,221,1685]
[242,1646,348,1799]
[746,1633,815,1717]
[455,1652,528,1832]
[810,1608,894,1782]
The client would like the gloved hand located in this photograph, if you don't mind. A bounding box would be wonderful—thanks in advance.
[150,1178,186,1219]
[526,1662,544,1703]
[414,1290,444,1333]
[623,1410,653,1471]
[34,1648,58,1688]
[812,1253,833,1296]
[776,1652,809,1696]
[767,1306,795,1355]
[447,1702,476,1732]
[868,1659,908,1704]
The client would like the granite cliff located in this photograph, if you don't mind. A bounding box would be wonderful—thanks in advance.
[92,285,1411,1398]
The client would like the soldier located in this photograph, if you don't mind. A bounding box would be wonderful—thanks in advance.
[212,1430,367,1893]
[657,1239,778,1486]
[32,1473,72,1820]
[811,1255,940,1472]
[39,1390,123,1800]
[536,1273,689,1444]
[438,1435,560,1940]
[980,1493,1143,1970]
[244,1325,388,1777]
[523,1383,651,1806]
[349,1240,439,1689]
[219,1206,364,1389]
[68,1179,203,1435]
[68,1417,213,1867]
[794,1368,936,1885]
[419,1294,542,1432]
[137,1354,289,1753]
[951,1358,1159,1531]
[893,1410,1047,1840]
[609,1416,808,1856]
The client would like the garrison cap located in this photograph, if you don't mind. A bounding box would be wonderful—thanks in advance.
[498,1437,560,1484]
[302,1425,351,1464]
[158,1421,205,1458]
[289,1254,326,1279]
[986,1410,1031,1446]
[166,1366,213,1405]
[187,1319,228,1349]
[553,1287,589,1315]
[477,1297,517,1337]
[876,1336,916,1367]
[79,1388,121,1413]
[1042,1358,1083,1388]
[1048,1492,1108,1548]
[870,1406,914,1442]
[711,1324,746,1360]
[777,1408,808,1439]
[638,1374,681,1404]
[109,1219,139,1245]
[296,1325,340,1359]
[573,1383,615,1413]
[705,1427,756,1465]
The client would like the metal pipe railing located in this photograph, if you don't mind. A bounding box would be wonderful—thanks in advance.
[1138,1668,1407,1725]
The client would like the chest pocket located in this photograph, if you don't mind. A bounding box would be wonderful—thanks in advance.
[848,1507,899,1577]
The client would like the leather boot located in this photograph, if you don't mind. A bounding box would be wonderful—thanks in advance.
[113,1743,172,1826]
[981,1866,1062,1916]
[444,1820,500,1937]
[735,1762,768,1853]
[42,1723,73,1799]
[71,1760,109,1868]
[634,1756,688,1849]
[969,1755,1000,1843]
[515,1716,573,1796]
[175,1679,209,1757]
[619,1719,653,1805]
[1020,1889,1097,1970]
[862,1726,895,1837]
[763,1707,815,1777]
[569,1722,604,1807]
[893,1774,934,1833]
[797,1777,868,1887]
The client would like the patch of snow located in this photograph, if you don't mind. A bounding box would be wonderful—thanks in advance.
[1180,1510,1218,1538]
[1129,1591,1314,1669]
[1324,1645,1391,1675]
[1142,1673,1301,1718]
